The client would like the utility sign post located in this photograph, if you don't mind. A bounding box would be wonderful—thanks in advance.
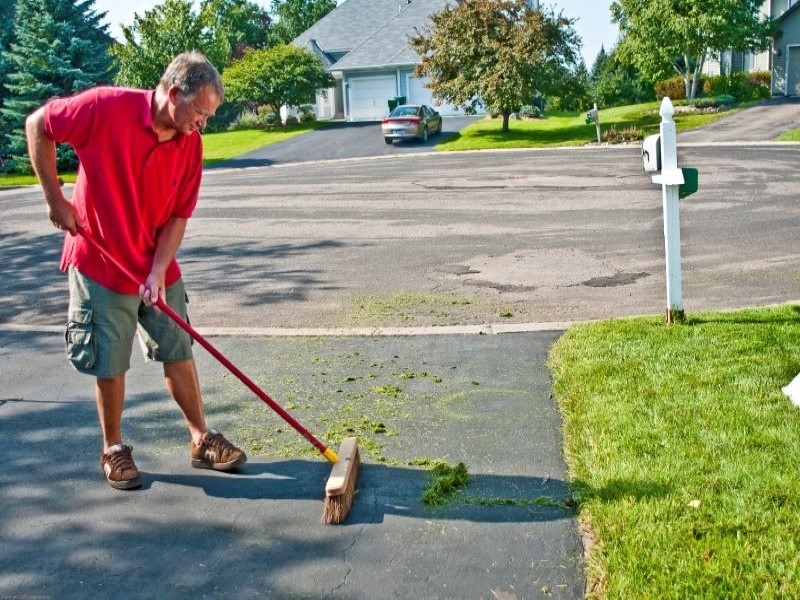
[642,97,698,324]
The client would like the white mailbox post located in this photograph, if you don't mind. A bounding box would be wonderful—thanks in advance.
[650,97,685,324]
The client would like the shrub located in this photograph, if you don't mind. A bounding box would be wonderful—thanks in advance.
[232,110,260,130]
[255,104,279,125]
[298,104,317,123]
[285,115,299,126]
[687,95,735,109]
[204,101,244,133]
[703,72,770,101]
[602,125,644,143]
[519,105,542,118]
[655,76,690,100]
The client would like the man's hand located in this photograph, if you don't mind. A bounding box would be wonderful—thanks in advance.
[140,271,167,309]
[48,195,83,236]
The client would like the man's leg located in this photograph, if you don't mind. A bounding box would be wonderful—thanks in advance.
[164,357,247,471]
[95,374,126,451]
[163,357,206,445]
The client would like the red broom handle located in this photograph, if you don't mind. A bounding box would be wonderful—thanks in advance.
[77,229,337,462]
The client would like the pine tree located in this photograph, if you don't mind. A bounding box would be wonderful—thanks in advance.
[0,0,19,169]
[2,0,115,173]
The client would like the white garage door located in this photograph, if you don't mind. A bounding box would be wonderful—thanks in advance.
[407,76,467,116]
[348,75,396,121]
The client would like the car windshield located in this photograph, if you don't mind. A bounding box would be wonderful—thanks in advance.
[390,106,419,117]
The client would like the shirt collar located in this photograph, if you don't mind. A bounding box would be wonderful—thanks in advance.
[143,89,188,149]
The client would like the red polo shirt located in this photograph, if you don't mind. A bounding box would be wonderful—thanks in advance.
[44,86,202,294]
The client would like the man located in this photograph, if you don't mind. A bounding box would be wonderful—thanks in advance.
[25,51,247,490]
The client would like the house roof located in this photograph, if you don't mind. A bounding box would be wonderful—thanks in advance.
[779,2,800,22]
[293,0,451,71]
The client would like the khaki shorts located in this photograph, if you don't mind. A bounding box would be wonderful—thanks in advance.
[66,266,193,378]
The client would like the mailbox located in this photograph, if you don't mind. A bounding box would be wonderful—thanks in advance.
[585,107,598,125]
[642,134,661,172]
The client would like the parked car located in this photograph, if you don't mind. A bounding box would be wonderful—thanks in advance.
[381,104,442,144]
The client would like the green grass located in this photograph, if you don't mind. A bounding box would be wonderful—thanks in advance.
[548,304,800,598]
[437,101,744,151]
[777,128,800,141]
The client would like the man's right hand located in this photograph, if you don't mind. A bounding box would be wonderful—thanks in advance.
[47,195,83,236]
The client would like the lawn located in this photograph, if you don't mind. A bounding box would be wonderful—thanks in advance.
[548,304,800,598]
[777,128,800,141]
[437,101,743,151]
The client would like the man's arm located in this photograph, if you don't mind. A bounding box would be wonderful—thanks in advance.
[140,216,188,306]
[25,107,82,235]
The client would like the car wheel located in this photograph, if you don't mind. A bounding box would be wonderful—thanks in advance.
[420,127,428,143]
[384,137,393,145]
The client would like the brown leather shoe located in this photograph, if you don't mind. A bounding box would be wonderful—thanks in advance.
[191,429,247,471]
[100,444,142,490]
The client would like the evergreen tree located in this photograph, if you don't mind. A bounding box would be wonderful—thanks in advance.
[0,0,19,168]
[3,0,114,173]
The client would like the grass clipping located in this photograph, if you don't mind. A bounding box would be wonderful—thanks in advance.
[422,461,469,506]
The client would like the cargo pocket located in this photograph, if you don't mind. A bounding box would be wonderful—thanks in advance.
[65,308,96,371]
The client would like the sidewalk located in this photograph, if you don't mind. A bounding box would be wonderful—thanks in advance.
[0,329,584,599]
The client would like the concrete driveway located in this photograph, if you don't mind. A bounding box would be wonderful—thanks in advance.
[209,116,482,168]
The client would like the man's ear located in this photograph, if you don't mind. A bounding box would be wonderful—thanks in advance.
[167,85,181,105]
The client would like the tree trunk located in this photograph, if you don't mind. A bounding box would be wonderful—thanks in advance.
[691,54,705,99]
[502,111,510,132]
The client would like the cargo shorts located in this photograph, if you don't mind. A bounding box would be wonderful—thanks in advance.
[65,266,194,378]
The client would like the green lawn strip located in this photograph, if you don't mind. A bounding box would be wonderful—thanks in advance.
[201,120,331,166]
[548,304,800,598]
[777,128,800,141]
[437,101,744,151]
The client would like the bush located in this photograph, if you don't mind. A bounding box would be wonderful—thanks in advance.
[298,104,317,123]
[285,115,299,126]
[519,105,542,118]
[602,125,644,144]
[232,110,260,130]
[257,104,278,125]
[655,76,691,100]
[687,95,735,109]
[204,101,244,133]
[703,71,770,101]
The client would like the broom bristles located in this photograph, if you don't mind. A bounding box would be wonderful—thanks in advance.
[322,438,360,525]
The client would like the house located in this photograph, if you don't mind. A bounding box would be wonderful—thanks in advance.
[703,0,800,96]
[293,0,470,121]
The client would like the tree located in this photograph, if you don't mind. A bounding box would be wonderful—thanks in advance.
[269,0,336,45]
[221,44,334,124]
[611,0,774,99]
[409,0,581,132]
[2,0,114,172]
[0,0,18,166]
[110,0,229,89]
[199,0,271,60]
[591,46,654,107]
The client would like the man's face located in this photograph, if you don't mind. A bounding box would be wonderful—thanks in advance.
[169,85,221,135]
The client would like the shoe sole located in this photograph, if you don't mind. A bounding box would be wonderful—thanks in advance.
[191,454,247,471]
[106,476,142,490]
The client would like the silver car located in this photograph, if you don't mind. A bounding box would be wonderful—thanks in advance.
[381,104,442,144]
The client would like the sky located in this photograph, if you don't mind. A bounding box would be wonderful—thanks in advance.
[92,0,619,65]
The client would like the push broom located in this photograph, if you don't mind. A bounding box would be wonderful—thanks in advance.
[78,229,359,524]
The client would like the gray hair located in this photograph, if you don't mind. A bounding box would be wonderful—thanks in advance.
[159,51,223,100]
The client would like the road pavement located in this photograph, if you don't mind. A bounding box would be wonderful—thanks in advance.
[2,99,799,599]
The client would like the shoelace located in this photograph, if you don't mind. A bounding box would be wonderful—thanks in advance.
[204,433,235,455]
[107,447,135,471]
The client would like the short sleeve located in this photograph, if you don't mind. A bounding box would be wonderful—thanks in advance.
[43,88,97,150]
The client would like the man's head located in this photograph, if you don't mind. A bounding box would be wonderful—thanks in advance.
[159,52,223,135]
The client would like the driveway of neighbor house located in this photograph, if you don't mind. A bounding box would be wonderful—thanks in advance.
[678,95,800,143]
[208,116,482,168]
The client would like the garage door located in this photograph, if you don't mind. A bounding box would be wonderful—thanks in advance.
[788,47,800,96]
[348,75,396,121]
[407,76,468,116]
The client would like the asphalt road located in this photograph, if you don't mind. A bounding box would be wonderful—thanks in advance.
[4,143,800,330]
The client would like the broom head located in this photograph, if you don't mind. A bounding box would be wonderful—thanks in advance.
[322,437,360,524]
